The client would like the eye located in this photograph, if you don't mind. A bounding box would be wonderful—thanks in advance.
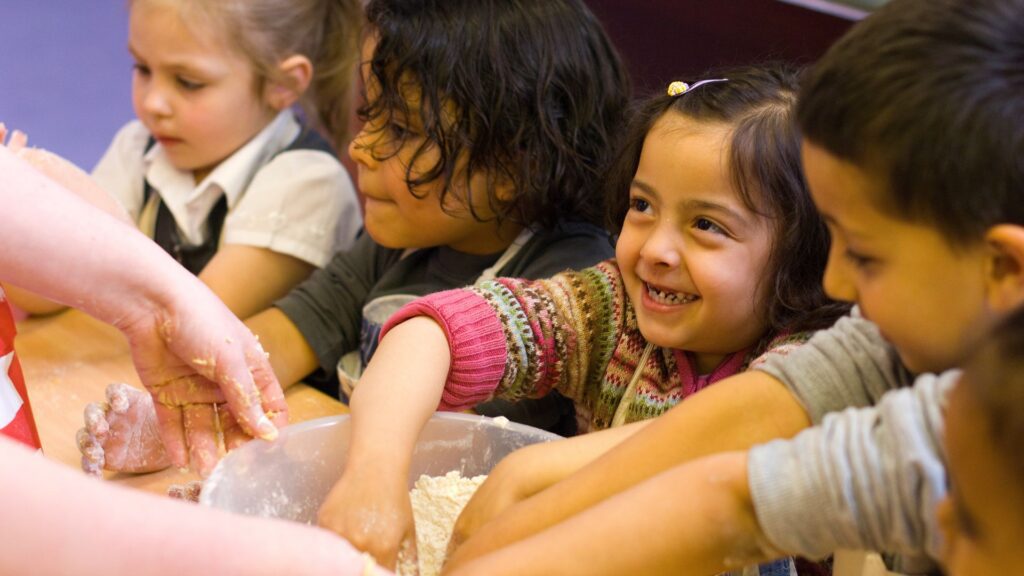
[386,121,413,141]
[628,197,652,214]
[693,217,726,235]
[844,249,875,269]
[132,63,151,77]
[176,76,205,91]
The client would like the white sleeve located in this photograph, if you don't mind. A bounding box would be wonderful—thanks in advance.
[90,120,150,221]
[221,149,362,268]
[747,371,957,568]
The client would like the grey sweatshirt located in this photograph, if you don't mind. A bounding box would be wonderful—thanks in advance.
[747,311,957,574]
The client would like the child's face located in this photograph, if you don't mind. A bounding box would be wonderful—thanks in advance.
[938,379,1024,575]
[348,36,520,255]
[802,141,993,374]
[129,1,278,183]
[615,113,772,370]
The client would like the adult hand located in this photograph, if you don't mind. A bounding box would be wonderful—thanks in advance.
[113,282,289,476]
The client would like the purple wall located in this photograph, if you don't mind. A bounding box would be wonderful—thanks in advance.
[0,3,133,170]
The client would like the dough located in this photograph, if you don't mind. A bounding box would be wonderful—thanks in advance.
[397,471,487,576]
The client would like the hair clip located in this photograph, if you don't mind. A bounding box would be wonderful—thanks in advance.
[667,78,729,97]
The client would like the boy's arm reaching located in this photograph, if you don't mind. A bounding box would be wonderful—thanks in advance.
[449,420,650,551]
[244,306,321,390]
[449,374,954,575]
[445,451,776,576]
[446,370,811,563]
[749,372,955,570]
[447,311,906,559]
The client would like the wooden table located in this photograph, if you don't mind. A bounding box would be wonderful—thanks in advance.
[16,309,347,493]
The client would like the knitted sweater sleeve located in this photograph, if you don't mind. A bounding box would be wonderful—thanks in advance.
[380,261,626,411]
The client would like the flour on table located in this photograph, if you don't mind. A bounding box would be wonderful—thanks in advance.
[396,470,487,576]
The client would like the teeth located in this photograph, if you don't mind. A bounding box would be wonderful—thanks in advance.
[646,283,698,305]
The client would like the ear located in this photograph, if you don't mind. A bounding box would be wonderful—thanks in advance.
[984,224,1024,312]
[264,54,313,111]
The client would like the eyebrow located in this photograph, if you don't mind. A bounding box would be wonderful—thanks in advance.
[630,178,748,223]
[818,210,877,244]
[127,44,220,77]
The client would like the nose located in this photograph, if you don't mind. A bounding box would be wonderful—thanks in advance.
[638,222,682,269]
[821,242,857,302]
[136,81,172,119]
[347,127,378,169]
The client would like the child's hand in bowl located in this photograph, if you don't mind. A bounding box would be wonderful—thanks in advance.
[318,461,418,572]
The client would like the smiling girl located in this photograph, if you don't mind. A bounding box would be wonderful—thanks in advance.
[325,64,848,574]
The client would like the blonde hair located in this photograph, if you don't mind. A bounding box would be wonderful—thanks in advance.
[137,0,362,152]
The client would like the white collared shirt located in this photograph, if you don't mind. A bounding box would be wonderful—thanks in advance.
[92,109,361,267]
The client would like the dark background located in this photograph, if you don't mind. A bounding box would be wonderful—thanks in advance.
[0,2,855,170]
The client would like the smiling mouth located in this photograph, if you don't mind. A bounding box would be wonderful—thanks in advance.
[645,282,699,305]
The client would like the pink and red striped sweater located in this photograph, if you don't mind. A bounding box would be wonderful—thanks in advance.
[381,260,808,433]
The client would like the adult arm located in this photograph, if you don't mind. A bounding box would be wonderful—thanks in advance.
[0,437,388,576]
[0,126,131,315]
[0,145,286,472]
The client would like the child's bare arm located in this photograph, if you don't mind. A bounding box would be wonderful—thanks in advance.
[317,316,451,569]
[449,420,650,552]
[447,371,809,562]
[445,451,778,576]
[243,306,321,390]
[199,245,315,319]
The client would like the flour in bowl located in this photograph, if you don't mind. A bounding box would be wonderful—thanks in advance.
[397,470,487,576]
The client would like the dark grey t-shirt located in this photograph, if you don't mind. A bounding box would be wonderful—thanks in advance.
[276,221,613,395]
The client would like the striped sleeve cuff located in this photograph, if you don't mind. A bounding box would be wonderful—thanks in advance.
[380,289,507,410]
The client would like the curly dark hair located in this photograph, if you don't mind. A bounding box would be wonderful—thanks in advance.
[359,0,630,230]
[604,64,848,339]
[798,0,1024,247]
